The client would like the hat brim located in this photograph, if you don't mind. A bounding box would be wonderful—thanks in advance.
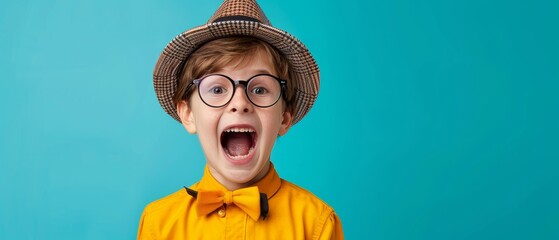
[153,20,319,125]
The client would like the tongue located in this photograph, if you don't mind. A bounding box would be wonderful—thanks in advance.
[225,132,252,156]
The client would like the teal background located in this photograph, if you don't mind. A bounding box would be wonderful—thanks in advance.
[1,0,558,239]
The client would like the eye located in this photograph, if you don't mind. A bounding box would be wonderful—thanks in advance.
[209,86,227,95]
[251,87,268,95]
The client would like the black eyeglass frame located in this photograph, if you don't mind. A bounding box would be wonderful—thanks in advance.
[185,73,288,108]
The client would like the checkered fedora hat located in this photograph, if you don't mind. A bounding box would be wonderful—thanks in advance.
[153,0,319,125]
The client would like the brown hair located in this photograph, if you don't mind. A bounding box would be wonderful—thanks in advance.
[174,37,294,112]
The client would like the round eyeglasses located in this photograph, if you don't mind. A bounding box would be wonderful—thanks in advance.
[185,74,287,108]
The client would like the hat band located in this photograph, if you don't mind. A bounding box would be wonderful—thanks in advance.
[212,15,261,23]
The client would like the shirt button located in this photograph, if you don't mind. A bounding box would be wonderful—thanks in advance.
[217,208,226,218]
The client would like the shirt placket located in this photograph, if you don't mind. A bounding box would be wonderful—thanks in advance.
[223,204,248,240]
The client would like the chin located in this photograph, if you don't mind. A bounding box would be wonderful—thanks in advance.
[215,155,270,186]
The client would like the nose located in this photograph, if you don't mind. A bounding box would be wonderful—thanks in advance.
[228,85,253,113]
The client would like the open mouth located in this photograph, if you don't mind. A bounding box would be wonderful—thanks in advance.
[220,127,257,160]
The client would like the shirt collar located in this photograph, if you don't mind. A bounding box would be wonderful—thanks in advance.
[196,163,281,200]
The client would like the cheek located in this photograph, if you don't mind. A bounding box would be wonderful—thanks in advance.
[197,114,219,131]
[192,108,220,138]
[260,110,284,135]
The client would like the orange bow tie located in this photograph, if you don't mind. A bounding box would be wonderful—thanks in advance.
[184,186,269,221]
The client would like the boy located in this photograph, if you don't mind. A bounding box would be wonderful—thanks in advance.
[138,0,343,239]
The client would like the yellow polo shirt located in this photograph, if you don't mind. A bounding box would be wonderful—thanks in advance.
[137,164,343,239]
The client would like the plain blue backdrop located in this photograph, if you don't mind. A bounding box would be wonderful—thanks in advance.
[1,0,558,239]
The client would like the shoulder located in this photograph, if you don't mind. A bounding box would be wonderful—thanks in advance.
[138,188,197,239]
[267,179,342,239]
[275,179,335,216]
[279,179,332,204]
[142,188,194,217]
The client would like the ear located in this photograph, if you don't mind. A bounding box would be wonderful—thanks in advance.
[177,100,197,134]
[278,111,293,136]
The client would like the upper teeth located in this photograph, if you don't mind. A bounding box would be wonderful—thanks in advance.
[224,128,255,133]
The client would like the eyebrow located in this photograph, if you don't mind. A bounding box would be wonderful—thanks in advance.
[252,69,274,75]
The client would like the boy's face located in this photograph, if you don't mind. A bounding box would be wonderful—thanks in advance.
[177,49,292,190]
